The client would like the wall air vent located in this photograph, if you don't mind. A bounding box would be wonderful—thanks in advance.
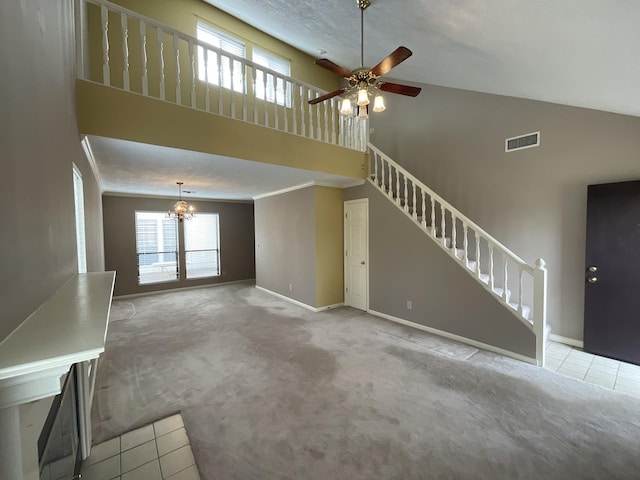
[505,131,540,152]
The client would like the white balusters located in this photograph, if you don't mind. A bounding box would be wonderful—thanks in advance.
[282,80,288,131]
[475,231,481,277]
[411,183,417,221]
[204,47,210,112]
[139,22,148,96]
[403,176,409,213]
[463,223,469,267]
[229,58,239,118]
[263,71,269,127]
[157,27,165,100]
[502,254,509,302]
[188,39,196,108]
[316,94,322,140]
[323,100,329,142]
[440,204,446,246]
[430,197,436,235]
[252,68,259,124]
[451,215,457,254]
[100,5,110,86]
[120,13,129,90]
[489,244,495,289]
[517,267,524,315]
[421,190,427,229]
[395,168,401,206]
[173,33,181,105]
[534,258,548,366]
[292,84,298,135]
[299,85,305,137]
[242,66,248,121]
[217,52,223,115]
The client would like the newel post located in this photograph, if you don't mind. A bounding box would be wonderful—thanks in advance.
[533,258,548,367]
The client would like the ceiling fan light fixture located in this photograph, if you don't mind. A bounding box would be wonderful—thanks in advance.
[357,88,370,107]
[340,97,353,115]
[373,93,386,112]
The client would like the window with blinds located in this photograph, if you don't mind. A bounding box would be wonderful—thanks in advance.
[253,47,291,107]
[72,164,87,274]
[184,213,220,279]
[135,211,179,285]
[197,22,246,93]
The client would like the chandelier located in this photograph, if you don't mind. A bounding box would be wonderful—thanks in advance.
[167,181,195,222]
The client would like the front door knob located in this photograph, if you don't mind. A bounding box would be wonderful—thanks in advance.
[360,261,366,265]
[587,276,598,284]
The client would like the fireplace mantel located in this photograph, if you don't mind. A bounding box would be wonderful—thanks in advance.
[0,272,116,409]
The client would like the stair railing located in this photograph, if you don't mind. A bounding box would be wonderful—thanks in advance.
[75,0,365,151]
[368,144,547,366]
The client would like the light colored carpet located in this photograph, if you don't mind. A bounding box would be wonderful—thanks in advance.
[92,282,640,479]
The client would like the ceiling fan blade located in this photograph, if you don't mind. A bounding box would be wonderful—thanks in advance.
[308,88,348,105]
[379,82,422,97]
[315,58,353,79]
[370,46,413,77]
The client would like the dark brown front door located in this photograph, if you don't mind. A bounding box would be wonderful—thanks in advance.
[584,180,640,365]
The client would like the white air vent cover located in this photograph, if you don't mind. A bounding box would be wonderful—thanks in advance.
[505,131,540,152]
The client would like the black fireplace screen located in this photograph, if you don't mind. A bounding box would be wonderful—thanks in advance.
[38,364,82,479]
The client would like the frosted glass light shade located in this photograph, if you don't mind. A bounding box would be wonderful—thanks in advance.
[357,88,370,106]
[340,98,353,115]
[373,94,386,112]
[358,105,368,119]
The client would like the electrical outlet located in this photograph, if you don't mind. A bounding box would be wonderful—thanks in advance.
[289,284,293,292]
[407,300,412,310]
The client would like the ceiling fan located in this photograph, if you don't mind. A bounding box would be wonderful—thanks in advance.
[308,0,421,117]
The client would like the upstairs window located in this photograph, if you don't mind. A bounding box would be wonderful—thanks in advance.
[184,213,220,279]
[135,212,179,285]
[197,21,246,93]
[253,47,291,107]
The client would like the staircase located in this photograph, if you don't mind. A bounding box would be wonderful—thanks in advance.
[368,144,548,366]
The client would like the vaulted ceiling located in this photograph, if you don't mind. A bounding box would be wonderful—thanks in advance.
[204,0,640,118]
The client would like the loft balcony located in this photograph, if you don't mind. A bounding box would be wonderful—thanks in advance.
[75,0,368,180]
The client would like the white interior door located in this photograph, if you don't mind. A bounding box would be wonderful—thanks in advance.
[344,199,368,311]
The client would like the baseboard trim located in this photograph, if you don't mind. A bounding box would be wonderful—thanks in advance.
[255,286,344,312]
[368,309,537,365]
[549,334,584,348]
[114,279,255,299]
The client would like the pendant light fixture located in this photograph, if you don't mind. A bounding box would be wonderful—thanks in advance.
[167,182,195,222]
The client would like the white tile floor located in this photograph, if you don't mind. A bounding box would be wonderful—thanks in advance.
[80,413,201,480]
[545,340,640,397]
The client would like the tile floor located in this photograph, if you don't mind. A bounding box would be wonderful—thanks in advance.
[545,340,640,397]
[80,413,201,480]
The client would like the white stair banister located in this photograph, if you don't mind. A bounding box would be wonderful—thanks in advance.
[367,143,547,366]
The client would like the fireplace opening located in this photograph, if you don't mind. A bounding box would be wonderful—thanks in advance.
[38,364,82,479]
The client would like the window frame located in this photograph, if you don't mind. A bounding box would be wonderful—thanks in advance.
[184,213,221,280]
[252,47,292,107]
[134,211,180,286]
[196,21,246,94]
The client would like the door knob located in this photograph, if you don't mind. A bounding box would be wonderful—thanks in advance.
[587,276,598,284]
[588,266,598,272]
[361,261,365,265]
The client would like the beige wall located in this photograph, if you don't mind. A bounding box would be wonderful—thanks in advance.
[315,187,344,307]
[370,81,640,340]
[103,195,255,296]
[255,185,344,309]
[0,0,104,341]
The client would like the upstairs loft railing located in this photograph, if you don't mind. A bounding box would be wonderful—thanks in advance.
[75,0,367,152]
[368,144,548,365]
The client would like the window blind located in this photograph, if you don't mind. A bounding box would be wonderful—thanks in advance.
[253,47,291,106]
[184,213,220,279]
[197,22,246,93]
[135,211,179,285]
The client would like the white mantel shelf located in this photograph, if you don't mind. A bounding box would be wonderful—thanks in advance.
[0,272,116,408]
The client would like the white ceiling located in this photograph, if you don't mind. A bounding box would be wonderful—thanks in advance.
[88,136,359,201]
[204,0,640,118]
[92,0,640,201]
